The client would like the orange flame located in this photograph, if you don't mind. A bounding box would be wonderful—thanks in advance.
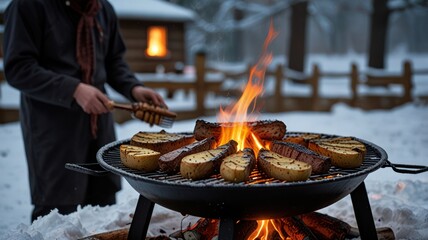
[217,21,278,155]
[248,220,288,240]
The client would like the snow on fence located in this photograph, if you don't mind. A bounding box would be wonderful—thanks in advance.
[0,53,424,124]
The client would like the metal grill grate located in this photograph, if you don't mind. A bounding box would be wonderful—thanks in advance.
[97,132,387,187]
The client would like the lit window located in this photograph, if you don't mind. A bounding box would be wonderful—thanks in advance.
[146,26,168,58]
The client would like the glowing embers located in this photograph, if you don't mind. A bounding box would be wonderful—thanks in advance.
[146,26,169,58]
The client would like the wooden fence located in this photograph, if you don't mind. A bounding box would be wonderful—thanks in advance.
[266,60,416,112]
[0,53,424,123]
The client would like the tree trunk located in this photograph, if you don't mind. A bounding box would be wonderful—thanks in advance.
[368,0,390,69]
[287,1,308,73]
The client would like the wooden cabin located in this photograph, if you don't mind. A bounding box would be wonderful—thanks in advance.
[0,0,195,74]
[110,0,195,73]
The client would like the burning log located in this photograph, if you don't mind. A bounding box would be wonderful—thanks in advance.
[299,212,350,240]
[278,217,319,240]
[153,212,394,240]
[299,212,395,240]
[193,119,287,141]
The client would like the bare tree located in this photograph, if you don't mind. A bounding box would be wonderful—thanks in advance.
[368,0,428,69]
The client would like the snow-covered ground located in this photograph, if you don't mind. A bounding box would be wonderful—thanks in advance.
[1,53,427,239]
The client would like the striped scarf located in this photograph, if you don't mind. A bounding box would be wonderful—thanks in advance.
[68,0,102,138]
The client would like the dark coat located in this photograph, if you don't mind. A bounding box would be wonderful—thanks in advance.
[3,0,141,205]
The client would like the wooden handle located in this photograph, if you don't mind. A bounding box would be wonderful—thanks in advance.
[132,102,177,118]
[107,101,177,118]
[107,101,133,111]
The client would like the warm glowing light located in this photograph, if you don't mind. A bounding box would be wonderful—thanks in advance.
[248,220,288,240]
[146,26,168,57]
[217,21,278,155]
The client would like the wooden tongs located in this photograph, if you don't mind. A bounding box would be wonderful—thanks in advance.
[107,101,177,128]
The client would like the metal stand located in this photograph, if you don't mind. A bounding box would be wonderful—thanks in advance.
[128,195,155,240]
[350,181,378,240]
[218,218,235,240]
[130,181,378,240]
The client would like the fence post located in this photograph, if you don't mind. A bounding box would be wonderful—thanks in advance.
[403,60,412,103]
[310,64,320,110]
[195,51,206,116]
[274,65,284,112]
[350,63,359,107]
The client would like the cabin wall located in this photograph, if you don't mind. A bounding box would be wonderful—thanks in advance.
[118,19,186,73]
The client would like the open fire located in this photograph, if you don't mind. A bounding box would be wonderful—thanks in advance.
[167,212,394,240]
[215,21,285,239]
[217,21,278,155]
[90,18,393,240]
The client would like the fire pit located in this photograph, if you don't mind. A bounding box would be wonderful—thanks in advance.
[67,22,427,240]
[95,131,388,240]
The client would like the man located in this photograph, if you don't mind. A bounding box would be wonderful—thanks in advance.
[3,0,167,222]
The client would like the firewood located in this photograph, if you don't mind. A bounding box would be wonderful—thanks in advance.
[280,216,319,240]
[78,227,129,240]
[348,226,395,240]
[299,212,350,240]
[145,237,171,240]
[193,119,286,141]
[169,218,218,240]
[79,227,171,240]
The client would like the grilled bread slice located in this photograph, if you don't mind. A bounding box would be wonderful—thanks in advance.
[159,137,217,174]
[120,144,161,172]
[220,148,256,183]
[271,141,331,174]
[130,130,195,154]
[283,134,321,147]
[180,140,237,180]
[258,149,312,182]
[308,137,366,169]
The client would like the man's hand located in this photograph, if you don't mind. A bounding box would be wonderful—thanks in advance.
[73,83,110,114]
[132,86,167,108]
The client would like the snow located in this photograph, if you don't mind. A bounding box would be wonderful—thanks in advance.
[109,0,195,21]
[1,53,428,239]
[0,0,195,22]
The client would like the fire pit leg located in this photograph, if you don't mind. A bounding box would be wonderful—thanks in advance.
[128,195,155,240]
[350,181,378,240]
[218,218,235,240]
